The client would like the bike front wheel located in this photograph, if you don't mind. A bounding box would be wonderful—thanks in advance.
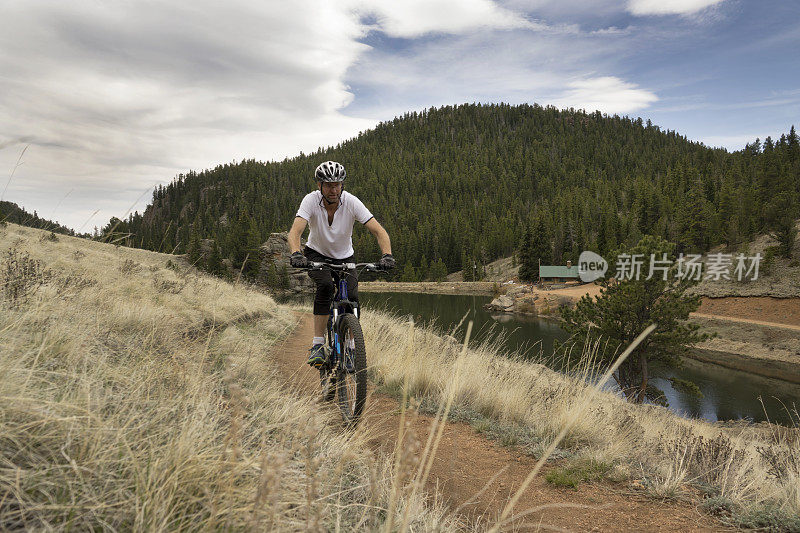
[336,313,367,425]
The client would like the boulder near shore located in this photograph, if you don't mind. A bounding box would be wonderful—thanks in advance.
[484,282,600,316]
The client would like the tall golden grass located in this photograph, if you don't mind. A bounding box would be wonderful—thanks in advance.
[5,220,798,530]
[361,309,800,522]
[0,224,460,531]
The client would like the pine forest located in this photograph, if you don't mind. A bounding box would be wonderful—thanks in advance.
[100,104,799,281]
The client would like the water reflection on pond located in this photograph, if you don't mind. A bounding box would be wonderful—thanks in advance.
[354,291,799,426]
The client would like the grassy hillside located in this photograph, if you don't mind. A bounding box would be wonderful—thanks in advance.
[0,223,457,530]
[3,221,798,530]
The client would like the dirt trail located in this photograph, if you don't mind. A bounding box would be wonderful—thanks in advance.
[691,312,800,332]
[271,313,727,532]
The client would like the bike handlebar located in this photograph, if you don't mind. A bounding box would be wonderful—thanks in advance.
[300,261,388,272]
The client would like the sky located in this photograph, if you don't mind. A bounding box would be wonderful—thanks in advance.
[0,0,798,231]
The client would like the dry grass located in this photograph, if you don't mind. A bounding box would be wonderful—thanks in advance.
[6,220,797,530]
[0,224,460,531]
[361,309,800,523]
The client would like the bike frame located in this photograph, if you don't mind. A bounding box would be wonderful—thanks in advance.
[299,260,385,424]
[328,266,359,367]
[306,261,376,367]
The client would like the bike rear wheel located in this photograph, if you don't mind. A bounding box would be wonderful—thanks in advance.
[336,313,367,425]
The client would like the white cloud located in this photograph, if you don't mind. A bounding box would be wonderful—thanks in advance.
[0,0,550,230]
[0,0,376,229]
[352,0,533,38]
[627,0,727,16]
[2,0,786,233]
[552,77,658,114]
[344,21,644,121]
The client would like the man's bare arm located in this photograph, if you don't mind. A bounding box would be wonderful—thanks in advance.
[364,218,391,255]
[288,216,307,254]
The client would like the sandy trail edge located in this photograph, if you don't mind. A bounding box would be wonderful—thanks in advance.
[269,312,727,532]
[691,313,800,332]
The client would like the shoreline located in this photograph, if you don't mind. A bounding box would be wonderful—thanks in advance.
[358,281,800,385]
[686,347,800,385]
[359,280,497,295]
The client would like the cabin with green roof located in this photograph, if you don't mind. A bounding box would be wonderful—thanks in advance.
[539,261,580,283]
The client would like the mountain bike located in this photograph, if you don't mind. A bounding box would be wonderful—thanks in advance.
[299,261,386,425]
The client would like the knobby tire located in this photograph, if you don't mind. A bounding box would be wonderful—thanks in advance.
[336,313,367,425]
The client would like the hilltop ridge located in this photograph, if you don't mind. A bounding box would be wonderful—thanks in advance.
[101,104,800,284]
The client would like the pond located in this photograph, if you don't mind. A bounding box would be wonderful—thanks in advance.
[353,292,800,426]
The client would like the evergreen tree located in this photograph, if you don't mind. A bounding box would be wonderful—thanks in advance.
[461,249,474,282]
[278,264,290,290]
[206,240,225,277]
[400,261,418,282]
[517,226,536,281]
[419,256,429,281]
[676,183,709,252]
[187,227,202,265]
[788,125,799,163]
[429,258,447,281]
[530,215,551,275]
[243,215,263,277]
[265,260,280,289]
[519,216,551,281]
[767,191,798,258]
[561,235,709,404]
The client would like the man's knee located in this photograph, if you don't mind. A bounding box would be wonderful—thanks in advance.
[317,280,335,299]
[313,303,330,315]
[313,280,335,315]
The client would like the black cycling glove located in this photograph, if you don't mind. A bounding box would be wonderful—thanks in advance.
[290,251,309,268]
[378,253,395,270]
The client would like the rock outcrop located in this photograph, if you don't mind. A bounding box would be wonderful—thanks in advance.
[260,232,314,293]
[483,283,587,316]
[485,286,540,315]
[485,294,515,313]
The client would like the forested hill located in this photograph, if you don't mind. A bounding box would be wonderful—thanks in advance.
[0,201,75,236]
[110,103,799,281]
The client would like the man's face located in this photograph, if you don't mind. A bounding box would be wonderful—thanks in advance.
[319,181,342,204]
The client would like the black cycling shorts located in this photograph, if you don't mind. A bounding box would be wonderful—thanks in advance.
[304,246,358,315]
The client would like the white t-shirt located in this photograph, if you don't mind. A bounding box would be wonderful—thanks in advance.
[295,190,374,259]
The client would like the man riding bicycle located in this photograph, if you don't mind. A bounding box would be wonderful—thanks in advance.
[287,161,395,367]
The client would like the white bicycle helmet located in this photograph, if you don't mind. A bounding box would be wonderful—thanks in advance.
[314,161,347,182]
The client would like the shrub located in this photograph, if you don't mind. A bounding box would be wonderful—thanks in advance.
[762,245,780,276]
[119,258,141,274]
[152,275,188,294]
[492,281,501,296]
[731,505,800,532]
[545,458,611,489]
[700,495,735,518]
[38,231,59,243]
[1,247,51,307]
